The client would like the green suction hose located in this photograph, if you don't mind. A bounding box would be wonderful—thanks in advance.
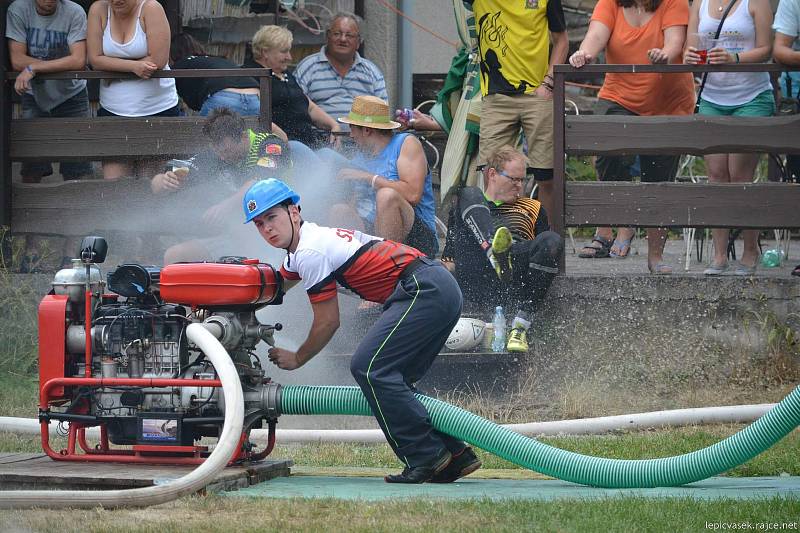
[280,384,800,488]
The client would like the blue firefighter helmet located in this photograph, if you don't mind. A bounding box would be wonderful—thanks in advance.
[243,178,301,223]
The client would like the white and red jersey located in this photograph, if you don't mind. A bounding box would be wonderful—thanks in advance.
[279,222,424,304]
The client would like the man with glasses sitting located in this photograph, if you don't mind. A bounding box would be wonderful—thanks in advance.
[441,146,563,353]
[294,12,388,130]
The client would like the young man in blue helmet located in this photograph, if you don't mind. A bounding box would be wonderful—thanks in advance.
[243,178,481,483]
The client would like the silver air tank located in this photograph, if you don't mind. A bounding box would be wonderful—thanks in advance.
[52,259,105,308]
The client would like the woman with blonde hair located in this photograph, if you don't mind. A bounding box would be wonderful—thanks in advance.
[244,25,340,148]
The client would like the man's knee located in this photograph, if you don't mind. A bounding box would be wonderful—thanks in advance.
[532,231,564,269]
[375,187,408,212]
[163,245,183,265]
[375,188,414,236]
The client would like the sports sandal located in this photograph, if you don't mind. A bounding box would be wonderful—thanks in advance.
[578,235,612,259]
[610,237,633,258]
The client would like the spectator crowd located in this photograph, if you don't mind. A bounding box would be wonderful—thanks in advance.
[6,0,800,338]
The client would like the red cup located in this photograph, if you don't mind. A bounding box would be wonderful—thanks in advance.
[697,49,708,64]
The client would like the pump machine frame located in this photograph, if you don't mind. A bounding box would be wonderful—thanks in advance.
[38,237,285,466]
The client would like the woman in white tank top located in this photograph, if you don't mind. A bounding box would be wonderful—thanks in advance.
[87,0,179,179]
[683,0,774,276]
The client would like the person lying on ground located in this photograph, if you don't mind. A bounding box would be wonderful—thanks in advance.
[441,146,563,353]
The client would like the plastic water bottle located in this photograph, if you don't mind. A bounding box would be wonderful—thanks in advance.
[491,306,506,353]
[761,249,785,268]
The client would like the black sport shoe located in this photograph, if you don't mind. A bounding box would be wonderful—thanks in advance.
[384,449,452,484]
[429,447,482,483]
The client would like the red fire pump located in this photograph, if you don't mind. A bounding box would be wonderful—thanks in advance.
[38,237,284,465]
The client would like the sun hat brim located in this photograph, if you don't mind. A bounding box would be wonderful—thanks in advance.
[337,116,401,130]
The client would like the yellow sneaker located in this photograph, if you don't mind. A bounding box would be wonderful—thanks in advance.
[506,327,528,353]
[491,226,513,282]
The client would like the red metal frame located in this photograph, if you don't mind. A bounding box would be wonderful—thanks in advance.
[38,295,68,399]
[39,377,277,466]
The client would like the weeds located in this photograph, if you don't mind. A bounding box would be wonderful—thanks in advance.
[743,309,800,385]
[0,227,41,376]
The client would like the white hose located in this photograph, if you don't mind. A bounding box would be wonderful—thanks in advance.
[250,404,777,443]
[0,324,243,509]
[1,403,776,446]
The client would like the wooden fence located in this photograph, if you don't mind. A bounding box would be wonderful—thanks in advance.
[551,63,800,235]
[1,68,271,237]
[3,63,800,269]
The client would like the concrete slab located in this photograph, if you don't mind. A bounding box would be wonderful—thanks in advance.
[227,473,800,502]
[564,233,798,278]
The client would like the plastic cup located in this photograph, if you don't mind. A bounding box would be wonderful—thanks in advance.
[692,34,726,64]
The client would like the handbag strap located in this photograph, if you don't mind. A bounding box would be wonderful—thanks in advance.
[695,0,739,112]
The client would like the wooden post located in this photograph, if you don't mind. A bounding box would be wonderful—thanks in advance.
[1,1,11,227]
[258,71,272,132]
[552,69,567,274]
[355,0,365,57]
[161,0,181,38]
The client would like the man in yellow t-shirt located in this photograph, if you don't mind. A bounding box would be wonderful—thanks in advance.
[466,0,568,220]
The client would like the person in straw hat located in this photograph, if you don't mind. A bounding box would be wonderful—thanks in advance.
[329,95,439,257]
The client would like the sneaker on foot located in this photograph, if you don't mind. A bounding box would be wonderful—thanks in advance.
[491,226,513,282]
[506,327,528,353]
[429,447,482,483]
[384,449,452,484]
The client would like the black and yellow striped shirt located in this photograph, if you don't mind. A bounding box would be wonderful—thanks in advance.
[441,188,549,300]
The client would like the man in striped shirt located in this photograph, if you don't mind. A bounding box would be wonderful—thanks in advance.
[294,12,388,129]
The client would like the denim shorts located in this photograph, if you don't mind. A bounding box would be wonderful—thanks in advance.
[200,90,261,117]
[698,90,776,117]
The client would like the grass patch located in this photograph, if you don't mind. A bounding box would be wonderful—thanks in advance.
[4,427,798,477]
[0,373,39,418]
[0,495,797,533]
[269,426,800,477]
[1,375,798,531]
[2,377,798,477]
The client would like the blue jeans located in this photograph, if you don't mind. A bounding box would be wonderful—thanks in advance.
[200,90,261,117]
[21,90,93,181]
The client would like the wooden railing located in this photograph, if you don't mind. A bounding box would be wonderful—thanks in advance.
[1,68,271,236]
[551,63,800,271]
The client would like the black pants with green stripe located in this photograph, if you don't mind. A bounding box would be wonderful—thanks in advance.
[350,257,465,468]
